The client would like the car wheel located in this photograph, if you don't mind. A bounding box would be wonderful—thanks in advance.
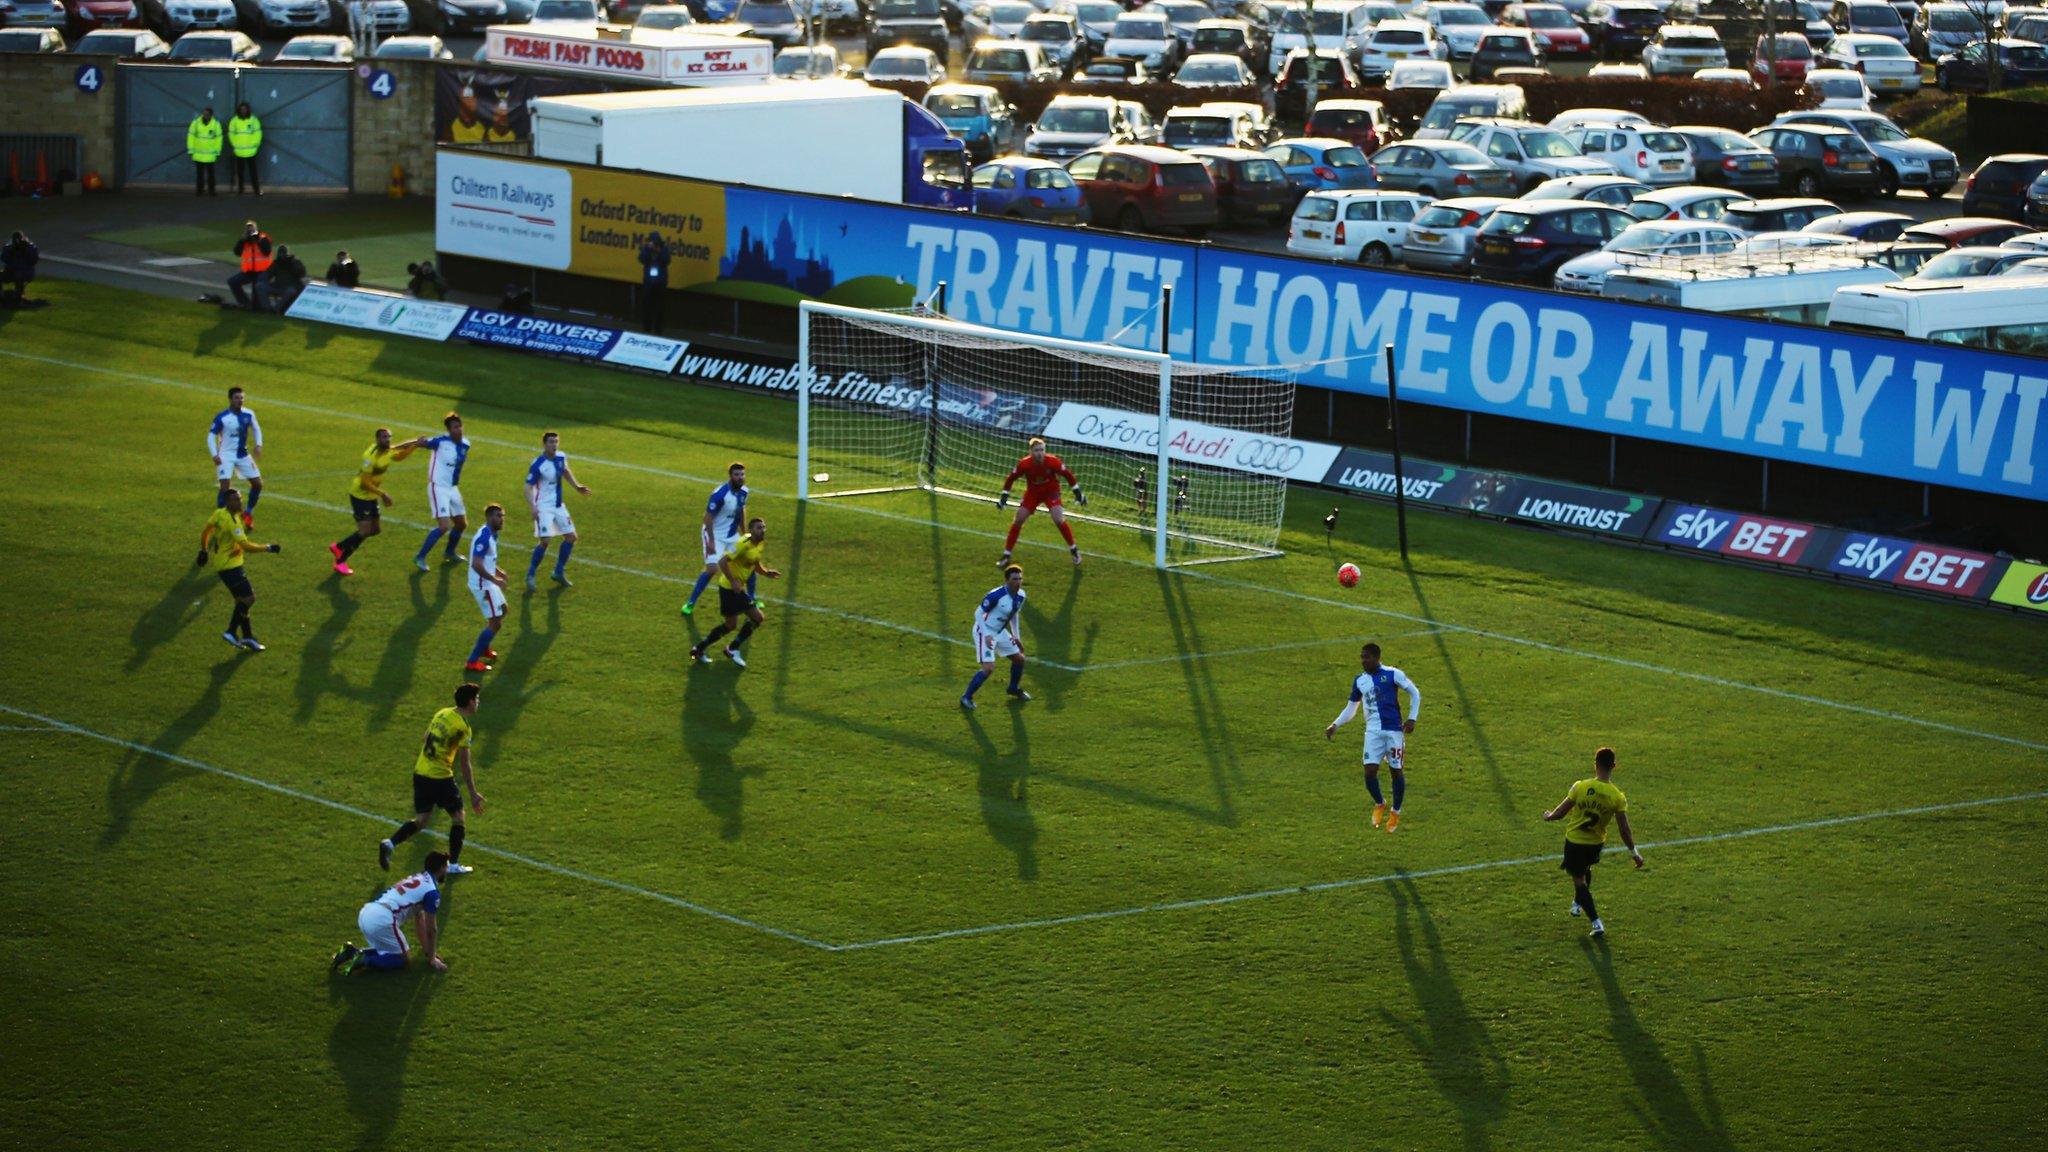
[1875,164,1899,198]
[1416,185,1436,198]
[1522,177,1543,195]
[1937,67,1950,92]
[1118,205,1144,233]
[1360,241,1392,267]
[1794,171,1821,197]
[1927,183,1953,200]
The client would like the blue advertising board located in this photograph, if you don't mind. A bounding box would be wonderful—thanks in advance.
[708,187,2047,503]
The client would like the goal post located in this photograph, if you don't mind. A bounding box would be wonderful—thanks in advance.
[795,299,1296,568]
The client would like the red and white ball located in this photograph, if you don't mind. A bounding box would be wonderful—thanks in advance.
[1337,563,1360,588]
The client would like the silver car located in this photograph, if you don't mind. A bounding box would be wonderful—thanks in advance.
[1371,139,1518,198]
[1,0,70,28]
[1447,119,1618,194]
[1401,195,1511,270]
[1771,109,1960,198]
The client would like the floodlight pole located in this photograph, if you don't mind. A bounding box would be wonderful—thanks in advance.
[1155,285,1174,570]
[1384,343,1410,562]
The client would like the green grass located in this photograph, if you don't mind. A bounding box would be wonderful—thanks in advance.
[1910,85,2048,155]
[94,202,435,291]
[2,281,2045,1150]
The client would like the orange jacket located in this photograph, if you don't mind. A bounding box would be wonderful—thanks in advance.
[236,232,273,274]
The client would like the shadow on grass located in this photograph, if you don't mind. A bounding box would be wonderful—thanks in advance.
[1026,565,1095,714]
[326,951,443,1152]
[102,654,247,848]
[193,306,281,359]
[365,564,455,733]
[127,567,214,672]
[965,704,1037,881]
[683,663,758,841]
[474,587,562,766]
[1405,563,1517,820]
[295,574,364,723]
[1154,569,1239,828]
[1380,874,1510,1152]
[1584,940,1735,1151]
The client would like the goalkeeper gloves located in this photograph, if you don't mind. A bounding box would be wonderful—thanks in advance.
[997,491,1010,510]
[1073,486,1088,507]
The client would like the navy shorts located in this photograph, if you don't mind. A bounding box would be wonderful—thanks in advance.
[349,496,380,522]
[1561,840,1604,874]
[717,586,754,618]
[412,774,462,817]
[217,567,253,598]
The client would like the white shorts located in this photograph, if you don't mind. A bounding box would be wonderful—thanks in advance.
[535,505,576,539]
[357,903,408,956]
[429,484,466,520]
[702,527,737,567]
[215,456,261,482]
[469,578,507,619]
[974,628,1021,663]
[1364,730,1407,768]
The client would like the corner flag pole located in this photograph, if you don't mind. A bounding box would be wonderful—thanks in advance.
[1383,342,1410,562]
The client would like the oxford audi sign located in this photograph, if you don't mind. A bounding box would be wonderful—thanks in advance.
[1040,401,1341,481]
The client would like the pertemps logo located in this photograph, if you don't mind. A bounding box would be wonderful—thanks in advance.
[378,302,407,326]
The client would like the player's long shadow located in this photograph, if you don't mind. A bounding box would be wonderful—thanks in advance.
[1584,942,1736,1151]
[366,564,457,733]
[1405,565,1517,820]
[101,655,246,848]
[125,567,214,672]
[474,588,562,766]
[965,706,1038,880]
[1024,567,1097,715]
[769,502,809,709]
[326,942,442,1152]
[295,574,365,723]
[683,665,759,840]
[1152,569,1240,828]
[1379,874,1511,1152]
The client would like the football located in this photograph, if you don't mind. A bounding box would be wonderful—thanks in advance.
[1337,563,1360,588]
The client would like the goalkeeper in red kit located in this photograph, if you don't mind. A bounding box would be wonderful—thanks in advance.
[999,437,1086,567]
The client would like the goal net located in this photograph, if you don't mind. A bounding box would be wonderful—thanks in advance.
[796,300,1297,567]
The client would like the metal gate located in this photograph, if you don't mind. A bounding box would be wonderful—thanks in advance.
[120,65,353,191]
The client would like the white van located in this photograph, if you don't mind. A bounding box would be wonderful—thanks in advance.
[1604,252,1899,323]
[1826,279,2048,352]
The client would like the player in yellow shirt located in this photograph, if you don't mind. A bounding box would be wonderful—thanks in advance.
[1543,746,1643,938]
[196,487,280,652]
[330,427,425,576]
[379,683,486,876]
[687,516,781,668]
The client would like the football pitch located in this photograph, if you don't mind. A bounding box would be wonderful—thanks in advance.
[3,281,2044,1150]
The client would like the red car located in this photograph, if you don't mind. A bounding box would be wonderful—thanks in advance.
[1064,145,1221,236]
[1751,32,1814,84]
[68,0,143,31]
[1305,99,1394,155]
[1898,216,2033,249]
[1501,3,1590,58]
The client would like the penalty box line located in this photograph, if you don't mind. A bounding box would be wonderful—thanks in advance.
[0,702,839,952]
[831,789,2048,951]
[10,349,2045,750]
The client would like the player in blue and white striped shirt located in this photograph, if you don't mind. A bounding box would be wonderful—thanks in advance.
[683,462,751,616]
[523,431,589,591]
[1324,642,1422,832]
[207,387,263,526]
[962,565,1030,708]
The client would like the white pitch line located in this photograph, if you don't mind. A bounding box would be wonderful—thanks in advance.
[0,702,836,951]
[8,347,2045,749]
[0,724,62,733]
[1077,627,1445,673]
[829,789,2048,951]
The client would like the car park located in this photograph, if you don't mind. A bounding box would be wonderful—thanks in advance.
[925,84,1017,162]
[1386,57,1457,90]
[1025,93,1137,159]
[1448,118,1618,192]
[1173,52,1256,87]
[1752,32,1817,84]
[372,34,452,57]
[1306,100,1394,153]
[1417,1,1493,59]
[0,26,66,49]
[1501,3,1591,57]
[1472,198,1638,281]
[1287,190,1434,264]
[1102,11,1182,70]
[964,39,1061,84]
[1400,195,1513,270]
[1641,23,1727,74]
[1802,209,1913,239]
[867,0,951,62]
[1358,19,1448,81]
[1773,109,1960,198]
[1827,0,1908,45]
[1805,68,1873,109]
[1019,14,1086,71]
[1469,27,1543,79]
[1936,38,2048,90]
[1064,144,1220,235]
[1962,153,2048,217]
[1185,146,1294,224]
[168,26,257,57]
[866,44,945,84]
[1552,218,1746,292]
[1163,102,1271,150]
[1822,32,1922,93]
[1747,123,1881,197]
[1524,172,1650,206]
[1565,124,1696,187]
[1262,137,1379,192]
[1273,49,1362,120]
[1372,139,1518,196]
[274,32,351,60]
[1623,184,1747,221]
[1415,85,1529,141]
[1579,1,1664,58]
[1720,196,1843,233]
[1899,216,2034,247]
[74,27,169,54]
[1671,125,1783,193]
[971,157,1090,222]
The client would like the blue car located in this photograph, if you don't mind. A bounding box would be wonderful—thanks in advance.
[923,84,1019,164]
[1261,137,1379,194]
[971,158,1092,224]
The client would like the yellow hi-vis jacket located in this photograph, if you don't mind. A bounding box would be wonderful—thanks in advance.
[187,116,223,164]
[227,115,263,159]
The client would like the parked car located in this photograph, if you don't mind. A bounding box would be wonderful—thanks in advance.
[1473,198,1638,281]
[1827,0,1907,45]
[1064,144,1219,234]
[1273,48,1361,120]
[168,27,257,57]
[1418,1,1493,58]
[2027,168,2048,228]
[1140,0,1213,49]
[1579,0,1664,58]
[1962,153,2048,218]
[1566,124,1696,187]
[1373,139,1518,196]
[1823,31,1922,93]
[372,33,452,57]
[1752,32,1817,84]
[1118,100,1162,146]
[1910,244,2042,278]
[734,0,803,45]
[1623,184,1747,221]
[1523,173,1650,205]
[1911,3,1991,61]
[1804,67,1873,109]
[1288,190,1433,264]
[1730,230,1857,257]
[964,38,1061,84]
[1018,13,1085,70]
[1163,102,1270,150]
[1641,22,1727,74]
[867,44,946,84]
[274,32,351,59]
[1305,99,1393,153]
[0,26,67,49]
[1400,195,1512,270]
[1415,84,1529,141]
[161,0,238,31]
[961,0,1032,42]
[1802,209,1913,239]
[1691,66,1754,86]
[1552,218,1746,292]
[1387,57,1457,89]
[68,0,145,34]
[1586,59,1649,77]
[1720,196,1843,233]
[776,43,848,78]
[632,3,694,27]
[1449,118,1617,192]
[1190,17,1267,74]
[868,0,951,62]
[1173,51,1256,87]
[1500,3,1590,57]
[1025,94,1138,159]
[1358,18,1448,80]
[1747,122,1881,196]
[74,26,168,53]
[1548,107,1654,133]
[1468,27,1543,79]
[1671,125,1783,193]
[1073,56,1157,84]
[1051,0,1121,53]
[1186,146,1294,224]
[1773,109,1960,198]
[971,156,1089,222]
[1936,38,2048,91]
[1262,137,1379,192]
[399,0,504,33]
[347,0,411,32]
[2,0,71,24]
[1899,216,2033,247]
[925,83,1017,162]
[1102,11,1181,69]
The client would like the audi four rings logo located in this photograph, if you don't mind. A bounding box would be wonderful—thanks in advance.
[1235,439,1305,473]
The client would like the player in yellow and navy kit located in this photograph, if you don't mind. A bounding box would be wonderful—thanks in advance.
[196,487,280,651]
[330,427,423,576]
[1543,746,1644,938]
[688,517,780,668]
[379,683,486,877]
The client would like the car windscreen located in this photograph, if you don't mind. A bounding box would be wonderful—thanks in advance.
[1812,74,1863,95]
[1375,29,1426,46]
[1855,37,1909,56]
[1436,144,1491,166]
[1928,10,1978,31]
[1481,211,1537,235]
[1312,108,1374,129]
[1297,196,1340,222]
[1664,34,1720,50]
[1025,167,1075,190]
[1238,159,1286,183]
[173,40,232,59]
[1112,17,1171,37]
[870,56,929,75]
[0,31,48,50]
[1523,131,1579,158]
[1614,8,1662,26]
[873,0,938,15]
[1193,29,1245,51]
[2005,45,2048,67]
[1158,163,1209,187]
[1164,117,1230,144]
[1436,8,1489,26]
[929,94,982,116]
[1414,203,1478,227]
[1021,21,1069,40]
[973,49,1029,71]
[736,1,793,21]
[1038,106,1110,133]
[1325,146,1369,168]
[1523,8,1574,27]
[1849,4,1903,26]
[1179,60,1242,81]
[1642,132,1688,153]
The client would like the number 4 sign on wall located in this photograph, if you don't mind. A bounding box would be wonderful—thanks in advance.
[75,64,104,94]
[364,69,396,100]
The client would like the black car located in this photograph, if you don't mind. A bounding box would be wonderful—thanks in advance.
[1746,124,1880,198]
[1721,197,1843,233]
[1469,28,1542,79]
[1273,49,1361,121]
[1673,125,1781,193]
[1961,153,2048,219]
[867,0,952,62]
[1579,0,1664,59]
[2026,168,2048,229]
[1470,199,1636,283]
[1936,38,2048,91]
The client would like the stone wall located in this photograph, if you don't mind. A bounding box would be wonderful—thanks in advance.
[0,54,122,185]
[351,58,439,198]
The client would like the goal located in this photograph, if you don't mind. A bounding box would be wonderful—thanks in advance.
[795,300,1297,568]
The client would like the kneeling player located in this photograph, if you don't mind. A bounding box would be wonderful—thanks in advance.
[962,564,1030,708]
[999,438,1086,567]
[331,850,452,975]
[688,517,780,668]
